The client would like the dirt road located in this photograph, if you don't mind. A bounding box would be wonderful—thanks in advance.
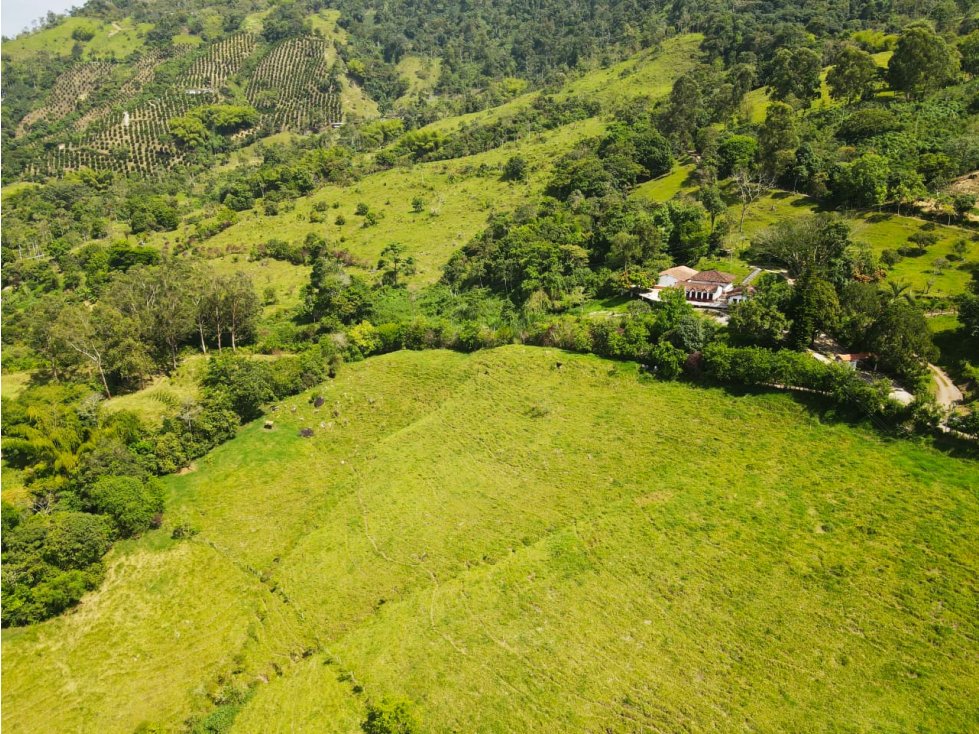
[929,363,963,408]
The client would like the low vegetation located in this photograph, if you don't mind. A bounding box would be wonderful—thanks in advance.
[3,347,977,732]
[3,1,979,731]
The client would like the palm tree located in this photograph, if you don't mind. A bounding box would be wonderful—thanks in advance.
[883,281,915,305]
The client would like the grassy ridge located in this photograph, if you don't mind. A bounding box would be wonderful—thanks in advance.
[422,34,702,134]
[2,17,152,61]
[152,116,605,285]
[3,346,976,732]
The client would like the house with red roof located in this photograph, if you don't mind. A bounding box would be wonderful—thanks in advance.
[640,267,750,309]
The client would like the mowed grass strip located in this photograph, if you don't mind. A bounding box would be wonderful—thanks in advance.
[3,347,977,733]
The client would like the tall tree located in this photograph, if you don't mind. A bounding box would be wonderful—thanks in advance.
[106,259,196,371]
[662,74,703,148]
[827,45,879,103]
[758,102,799,179]
[887,23,960,99]
[788,274,840,349]
[767,47,822,107]
[52,304,150,398]
[378,243,417,286]
[222,273,261,352]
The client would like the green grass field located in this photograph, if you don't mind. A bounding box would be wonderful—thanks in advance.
[395,55,442,107]
[1,17,152,61]
[3,346,977,733]
[148,116,605,287]
[421,34,702,135]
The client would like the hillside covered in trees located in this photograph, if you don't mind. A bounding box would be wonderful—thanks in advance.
[2,0,979,732]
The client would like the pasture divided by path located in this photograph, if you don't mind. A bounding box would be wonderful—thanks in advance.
[3,346,977,732]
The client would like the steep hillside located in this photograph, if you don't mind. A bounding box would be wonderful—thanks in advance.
[3,347,977,733]
[3,11,356,178]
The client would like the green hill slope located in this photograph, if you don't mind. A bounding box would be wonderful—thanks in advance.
[3,346,976,732]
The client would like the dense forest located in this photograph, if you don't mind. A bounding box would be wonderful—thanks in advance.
[2,0,978,642]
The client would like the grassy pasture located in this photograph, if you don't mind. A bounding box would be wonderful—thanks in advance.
[395,55,442,106]
[1,17,152,61]
[422,34,702,134]
[733,191,977,298]
[150,116,605,286]
[2,346,977,733]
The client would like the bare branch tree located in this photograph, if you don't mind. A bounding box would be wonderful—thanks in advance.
[732,167,775,235]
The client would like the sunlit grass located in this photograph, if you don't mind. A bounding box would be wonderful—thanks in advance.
[3,346,976,733]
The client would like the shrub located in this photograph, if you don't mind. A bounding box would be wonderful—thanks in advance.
[503,155,529,181]
[648,341,685,380]
[88,475,165,537]
[362,699,420,734]
[908,231,939,247]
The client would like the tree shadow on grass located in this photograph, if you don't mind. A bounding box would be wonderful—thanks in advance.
[693,380,979,461]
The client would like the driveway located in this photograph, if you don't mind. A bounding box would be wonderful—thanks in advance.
[929,363,963,409]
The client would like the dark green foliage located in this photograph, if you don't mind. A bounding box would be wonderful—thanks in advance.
[865,299,937,381]
[662,199,710,264]
[304,255,374,325]
[2,511,113,626]
[827,46,880,103]
[836,109,902,142]
[201,354,276,422]
[888,23,960,99]
[190,104,259,134]
[262,2,308,43]
[648,341,685,379]
[362,698,420,734]
[960,30,979,76]
[746,214,854,281]
[601,122,674,180]
[107,242,162,272]
[87,476,164,538]
[124,196,180,234]
[767,46,822,106]
[169,115,210,148]
[701,343,897,418]
[666,313,717,352]
[443,200,593,305]
[718,135,758,177]
[788,274,841,349]
[503,155,529,181]
[728,275,792,348]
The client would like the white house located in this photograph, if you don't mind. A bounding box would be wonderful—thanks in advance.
[657,265,698,288]
[639,267,748,309]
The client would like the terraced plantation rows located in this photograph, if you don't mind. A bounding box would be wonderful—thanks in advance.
[25,31,341,175]
[184,33,258,90]
[16,62,114,135]
[41,92,196,175]
[246,36,341,131]
[73,50,169,131]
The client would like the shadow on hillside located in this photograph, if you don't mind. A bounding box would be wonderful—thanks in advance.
[696,381,978,461]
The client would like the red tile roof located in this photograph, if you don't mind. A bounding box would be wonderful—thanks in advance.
[687,270,736,284]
